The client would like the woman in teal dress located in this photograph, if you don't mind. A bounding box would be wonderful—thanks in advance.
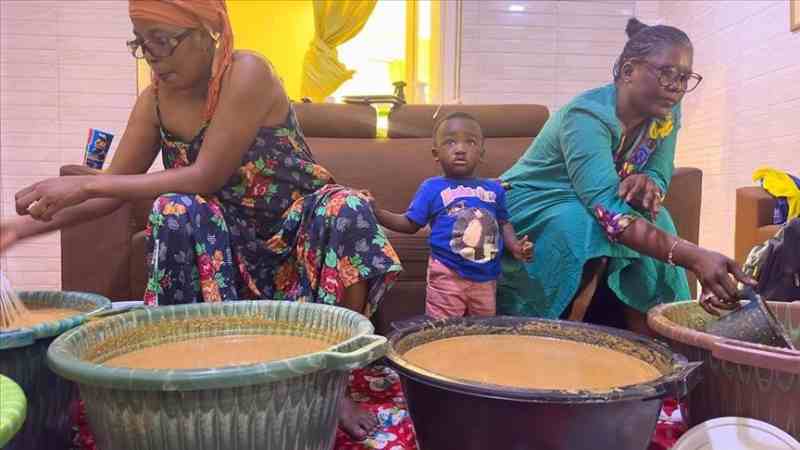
[498,18,754,334]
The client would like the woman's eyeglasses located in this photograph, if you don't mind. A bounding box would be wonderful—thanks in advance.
[637,60,703,93]
[127,29,194,59]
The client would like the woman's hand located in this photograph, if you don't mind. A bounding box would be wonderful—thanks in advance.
[698,291,740,316]
[358,190,376,208]
[0,217,25,253]
[509,235,534,262]
[15,176,92,221]
[0,221,19,253]
[619,174,662,220]
[686,247,757,315]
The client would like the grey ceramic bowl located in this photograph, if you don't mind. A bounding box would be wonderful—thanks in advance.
[47,300,387,450]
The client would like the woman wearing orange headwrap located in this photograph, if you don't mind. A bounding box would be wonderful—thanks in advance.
[1,1,411,446]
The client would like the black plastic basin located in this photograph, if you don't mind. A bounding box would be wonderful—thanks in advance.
[387,316,701,450]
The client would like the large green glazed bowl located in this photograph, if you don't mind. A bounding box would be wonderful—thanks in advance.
[47,300,387,450]
[0,291,111,450]
[0,374,27,448]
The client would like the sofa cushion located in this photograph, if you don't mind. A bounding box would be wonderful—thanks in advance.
[61,205,133,300]
[663,167,702,247]
[372,280,427,335]
[388,104,548,138]
[308,137,532,213]
[294,103,377,138]
[662,167,703,299]
[130,229,148,301]
[385,228,430,281]
[131,199,154,234]
[123,120,536,230]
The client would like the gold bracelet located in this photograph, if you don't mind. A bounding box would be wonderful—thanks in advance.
[667,238,680,266]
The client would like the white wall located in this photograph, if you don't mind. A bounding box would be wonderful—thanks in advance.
[459,0,660,110]
[457,0,799,256]
[659,0,800,255]
[0,0,137,290]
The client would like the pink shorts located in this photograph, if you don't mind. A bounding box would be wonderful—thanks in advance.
[425,257,496,319]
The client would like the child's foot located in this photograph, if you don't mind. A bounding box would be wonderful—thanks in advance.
[338,396,378,440]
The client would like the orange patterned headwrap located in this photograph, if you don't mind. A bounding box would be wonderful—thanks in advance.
[129,0,233,121]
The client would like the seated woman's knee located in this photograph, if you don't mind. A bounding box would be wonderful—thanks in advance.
[149,194,204,232]
[151,193,204,216]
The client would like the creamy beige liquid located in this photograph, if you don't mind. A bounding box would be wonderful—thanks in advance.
[0,308,83,331]
[403,335,661,390]
[103,334,330,370]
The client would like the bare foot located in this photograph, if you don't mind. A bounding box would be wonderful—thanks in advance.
[338,396,378,441]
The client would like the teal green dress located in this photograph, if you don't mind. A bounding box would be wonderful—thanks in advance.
[498,84,691,318]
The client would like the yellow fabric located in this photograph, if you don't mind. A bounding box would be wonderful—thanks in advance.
[227,0,314,100]
[753,166,800,220]
[405,0,417,103]
[300,0,377,101]
[137,59,151,94]
[137,1,316,99]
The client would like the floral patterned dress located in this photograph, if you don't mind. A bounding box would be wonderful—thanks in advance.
[139,101,415,450]
[143,103,402,311]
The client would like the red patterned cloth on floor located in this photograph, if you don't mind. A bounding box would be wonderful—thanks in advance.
[71,371,685,450]
[69,399,96,450]
[334,365,418,450]
[69,365,418,450]
[648,398,688,450]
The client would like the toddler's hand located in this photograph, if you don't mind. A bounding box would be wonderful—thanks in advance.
[359,189,376,206]
[511,235,534,262]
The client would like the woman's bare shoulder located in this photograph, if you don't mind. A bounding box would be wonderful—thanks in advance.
[131,84,159,126]
[228,50,281,86]
[222,51,288,123]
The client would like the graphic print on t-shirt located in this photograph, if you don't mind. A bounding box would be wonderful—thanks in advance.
[406,177,509,281]
[446,201,500,264]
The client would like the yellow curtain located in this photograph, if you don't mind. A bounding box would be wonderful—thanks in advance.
[300,0,377,101]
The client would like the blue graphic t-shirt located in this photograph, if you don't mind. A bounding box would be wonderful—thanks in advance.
[406,176,509,282]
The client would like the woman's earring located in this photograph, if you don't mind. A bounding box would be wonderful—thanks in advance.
[206,30,219,55]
